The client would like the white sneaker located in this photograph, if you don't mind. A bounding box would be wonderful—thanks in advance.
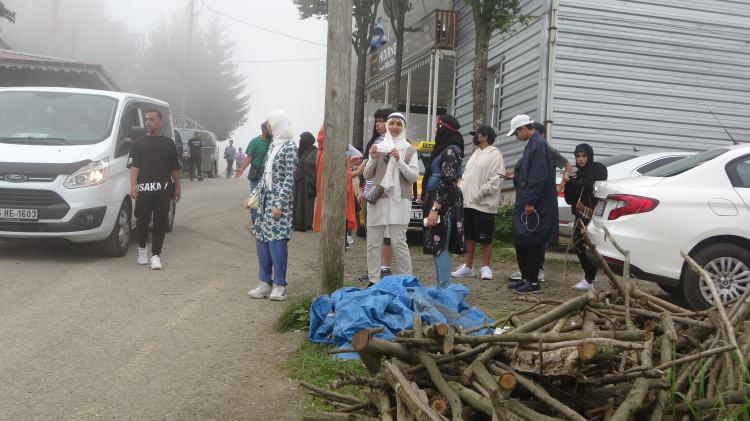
[269,285,288,301]
[137,247,149,265]
[508,271,522,281]
[248,282,272,299]
[573,279,594,291]
[150,255,162,270]
[346,234,354,246]
[451,264,475,278]
[538,269,545,282]
[480,266,493,280]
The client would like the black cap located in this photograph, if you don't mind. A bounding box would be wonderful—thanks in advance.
[470,125,496,139]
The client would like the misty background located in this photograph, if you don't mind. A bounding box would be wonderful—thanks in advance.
[0,0,328,149]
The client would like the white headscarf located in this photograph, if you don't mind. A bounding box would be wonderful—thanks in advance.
[264,109,294,188]
[377,112,410,198]
[377,112,409,154]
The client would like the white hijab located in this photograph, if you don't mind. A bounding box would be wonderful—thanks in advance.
[378,112,410,198]
[264,109,294,188]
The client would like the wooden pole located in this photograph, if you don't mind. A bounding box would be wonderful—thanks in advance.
[319,0,353,293]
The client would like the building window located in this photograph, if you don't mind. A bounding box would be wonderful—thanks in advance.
[489,63,504,129]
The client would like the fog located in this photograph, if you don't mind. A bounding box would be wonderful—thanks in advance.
[0,0,329,148]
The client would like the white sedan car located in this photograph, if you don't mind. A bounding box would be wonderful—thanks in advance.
[558,152,695,238]
[587,144,750,309]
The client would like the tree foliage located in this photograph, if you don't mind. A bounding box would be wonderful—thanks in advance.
[465,0,529,128]
[0,1,14,24]
[382,0,410,109]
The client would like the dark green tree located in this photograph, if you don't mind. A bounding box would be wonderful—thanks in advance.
[0,1,15,23]
[293,0,381,149]
[465,0,529,128]
[382,0,410,110]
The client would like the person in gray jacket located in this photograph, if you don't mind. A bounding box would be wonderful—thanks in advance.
[451,125,505,280]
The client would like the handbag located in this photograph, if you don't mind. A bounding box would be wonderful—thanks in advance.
[247,165,261,181]
[364,185,384,203]
[244,187,261,210]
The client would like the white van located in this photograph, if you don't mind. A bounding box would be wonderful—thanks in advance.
[0,87,176,256]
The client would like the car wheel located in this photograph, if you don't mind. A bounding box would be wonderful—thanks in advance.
[166,200,176,232]
[100,200,131,257]
[681,244,750,310]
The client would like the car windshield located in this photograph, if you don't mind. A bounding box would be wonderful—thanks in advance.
[0,91,117,145]
[599,154,638,167]
[643,148,730,177]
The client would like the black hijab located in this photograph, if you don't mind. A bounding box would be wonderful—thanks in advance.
[298,132,315,158]
[422,115,463,195]
[565,143,607,208]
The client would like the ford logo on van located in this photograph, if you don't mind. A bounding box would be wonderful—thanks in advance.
[4,173,28,183]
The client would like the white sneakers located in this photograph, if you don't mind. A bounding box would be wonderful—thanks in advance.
[248,282,288,301]
[451,264,475,278]
[248,282,272,299]
[150,255,162,270]
[137,247,149,265]
[509,269,545,282]
[480,266,493,280]
[573,279,594,291]
[269,286,288,301]
[137,247,162,270]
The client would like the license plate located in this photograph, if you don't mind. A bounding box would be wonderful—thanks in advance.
[411,209,423,220]
[0,208,38,220]
[594,200,605,217]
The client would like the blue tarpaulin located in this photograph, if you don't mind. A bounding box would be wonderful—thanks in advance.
[308,275,493,358]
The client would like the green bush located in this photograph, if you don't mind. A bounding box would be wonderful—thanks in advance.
[493,205,514,246]
[275,295,313,333]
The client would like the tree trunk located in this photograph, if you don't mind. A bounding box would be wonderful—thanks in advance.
[471,9,490,129]
[353,49,368,149]
[390,8,405,110]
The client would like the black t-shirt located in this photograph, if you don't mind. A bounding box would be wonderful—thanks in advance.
[129,135,181,195]
[187,137,203,157]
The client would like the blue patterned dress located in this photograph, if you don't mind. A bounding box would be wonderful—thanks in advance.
[255,140,298,242]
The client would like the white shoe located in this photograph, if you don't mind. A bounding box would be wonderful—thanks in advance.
[508,271,522,281]
[150,255,162,270]
[346,234,354,246]
[573,279,594,291]
[451,264,475,278]
[248,282,272,299]
[137,247,149,265]
[538,269,545,282]
[269,285,288,301]
[480,266,493,280]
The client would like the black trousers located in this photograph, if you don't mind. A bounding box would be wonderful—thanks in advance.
[574,221,598,281]
[225,159,235,178]
[515,244,545,284]
[189,156,202,179]
[136,194,171,255]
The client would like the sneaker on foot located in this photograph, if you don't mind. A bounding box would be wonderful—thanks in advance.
[150,255,163,270]
[480,266,493,280]
[451,264,475,278]
[346,234,354,246]
[137,247,149,265]
[572,279,594,291]
[508,271,522,281]
[538,269,545,282]
[269,285,288,301]
[513,281,541,294]
[507,279,525,289]
[248,282,272,299]
[379,267,391,279]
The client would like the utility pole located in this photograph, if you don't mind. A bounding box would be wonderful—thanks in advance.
[180,0,196,125]
[319,0,353,294]
[47,0,60,56]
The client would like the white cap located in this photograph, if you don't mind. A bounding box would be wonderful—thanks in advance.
[506,114,534,136]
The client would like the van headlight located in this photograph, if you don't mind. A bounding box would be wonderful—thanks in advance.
[64,158,109,189]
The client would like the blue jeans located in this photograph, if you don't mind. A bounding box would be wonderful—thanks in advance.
[249,179,260,223]
[433,217,452,288]
[257,239,288,286]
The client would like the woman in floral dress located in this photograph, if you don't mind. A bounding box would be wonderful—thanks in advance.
[423,115,466,288]
[247,110,299,301]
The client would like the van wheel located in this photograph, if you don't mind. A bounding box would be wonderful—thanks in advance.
[101,201,131,257]
[681,244,750,310]
[167,200,176,232]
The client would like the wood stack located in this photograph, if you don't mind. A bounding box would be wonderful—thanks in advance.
[301,227,750,420]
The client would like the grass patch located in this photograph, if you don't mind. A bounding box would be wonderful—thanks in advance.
[283,340,369,411]
[275,295,314,333]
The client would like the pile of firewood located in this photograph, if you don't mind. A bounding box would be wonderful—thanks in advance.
[300,227,750,421]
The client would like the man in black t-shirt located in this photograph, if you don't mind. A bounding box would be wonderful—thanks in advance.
[129,109,182,270]
[187,132,204,181]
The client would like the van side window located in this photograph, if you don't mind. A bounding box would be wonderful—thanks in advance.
[116,103,142,157]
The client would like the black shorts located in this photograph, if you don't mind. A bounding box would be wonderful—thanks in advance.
[464,208,495,244]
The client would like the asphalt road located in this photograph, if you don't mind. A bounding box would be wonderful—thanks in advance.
[0,178,319,420]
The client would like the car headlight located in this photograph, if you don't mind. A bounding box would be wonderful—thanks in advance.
[64,158,109,189]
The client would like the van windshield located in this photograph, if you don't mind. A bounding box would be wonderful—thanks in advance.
[0,91,118,145]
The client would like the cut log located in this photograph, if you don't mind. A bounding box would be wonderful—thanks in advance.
[671,390,750,413]
[448,381,493,416]
[303,413,380,421]
[352,329,418,373]
[610,338,653,421]
[300,381,367,406]
[498,373,517,393]
[578,341,618,363]
[381,360,447,421]
[649,313,678,421]
[394,329,646,346]
[369,390,393,421]
[592,303,714,329]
